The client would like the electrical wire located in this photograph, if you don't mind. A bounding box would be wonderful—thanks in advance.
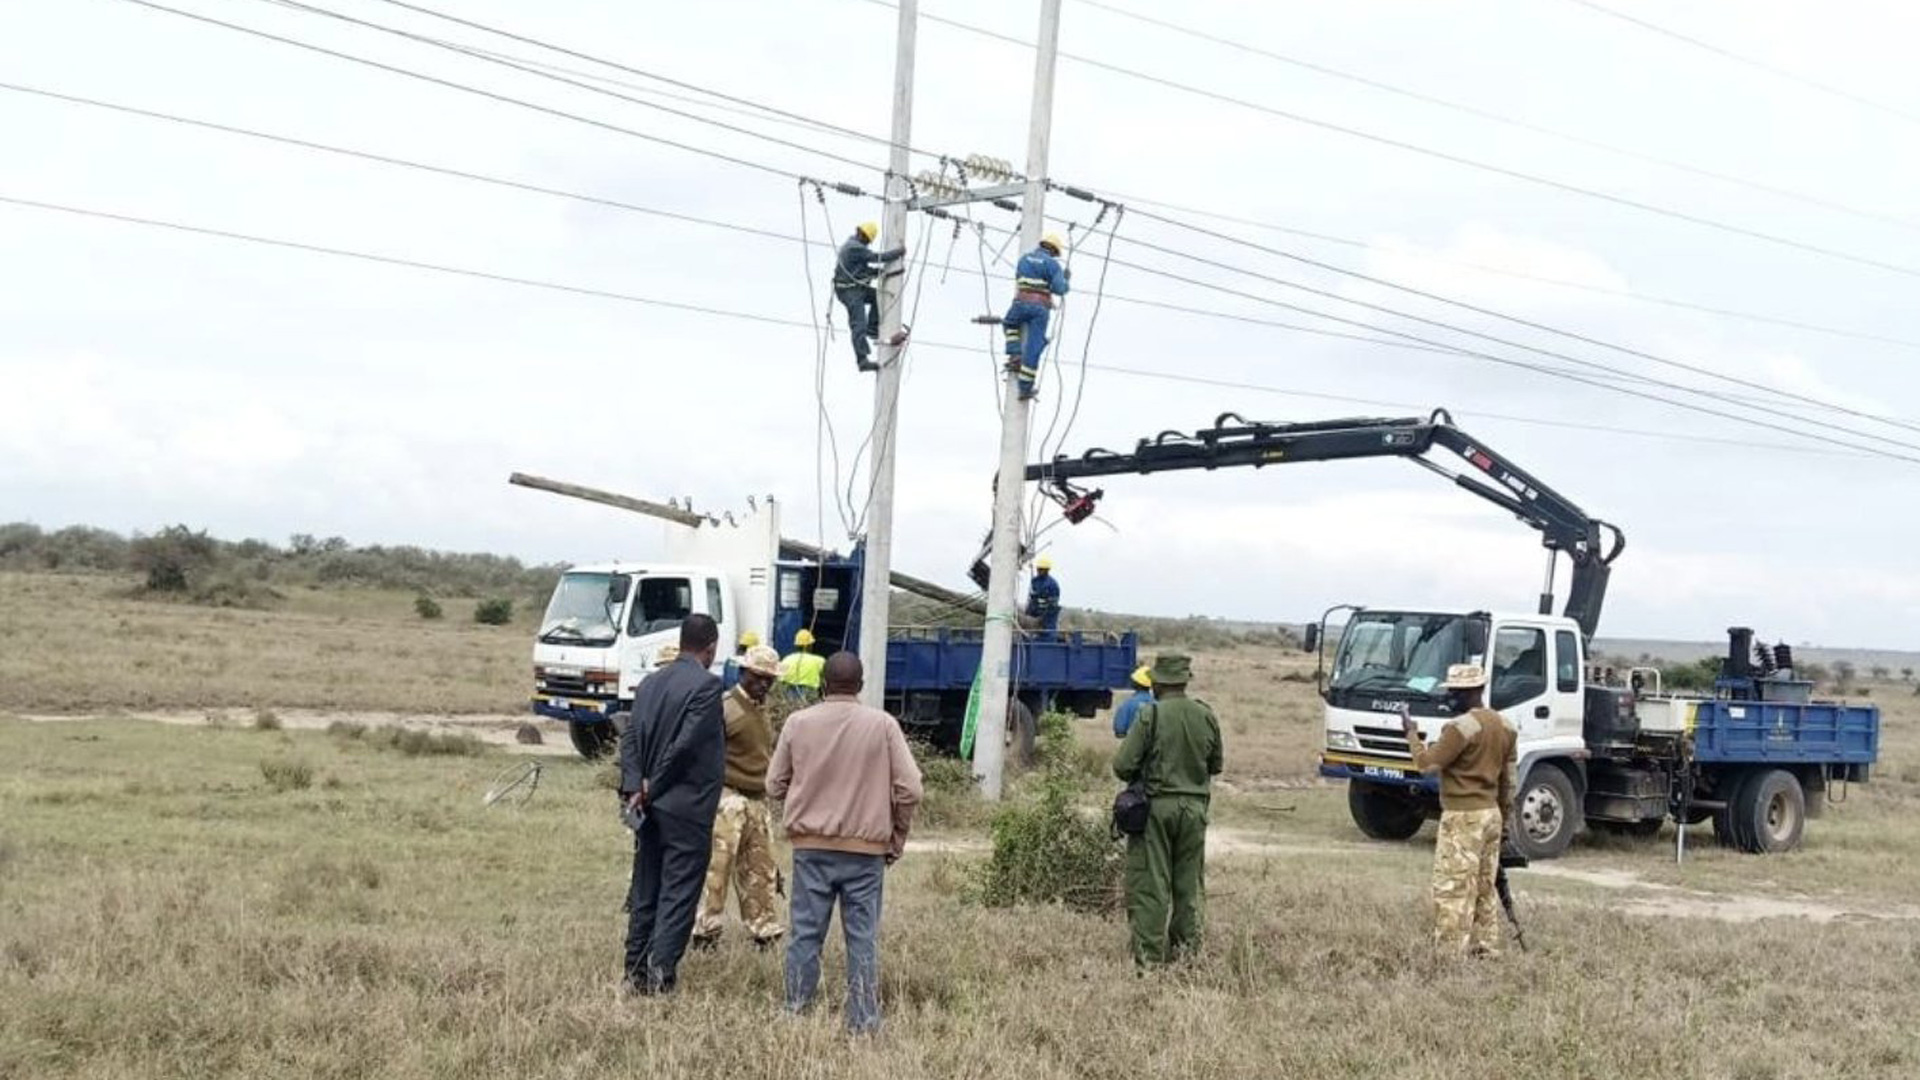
[250,0,890,178]
[1562,0,1920,129]
[857,0,1920,282]
[1120,204,1920,437]
[5,190,1903,464]
[1072,0,1920,232]
[1082,187,1920,353]
[118,0,820,184]
[798,181,856,543]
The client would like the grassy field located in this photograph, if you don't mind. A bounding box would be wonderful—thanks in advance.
[5,571,1920,1078]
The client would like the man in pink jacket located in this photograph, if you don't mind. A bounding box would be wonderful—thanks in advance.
[766,651,923,1034]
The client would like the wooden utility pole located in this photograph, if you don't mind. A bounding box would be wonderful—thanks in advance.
[972,0,1064,799]
[854,0,919,710]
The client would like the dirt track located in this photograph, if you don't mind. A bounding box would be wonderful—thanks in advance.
[20,707,577,756]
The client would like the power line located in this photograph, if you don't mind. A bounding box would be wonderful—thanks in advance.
[248,0,890,178]
[860,0,1920,282]
[1074,0,1920,233]
[1086,188,1920,353]
[118,0,826,185]
[1563,0,1920,129]
[1119,204,1920,437]
[2,190,1896,464]
[362,0,953,166]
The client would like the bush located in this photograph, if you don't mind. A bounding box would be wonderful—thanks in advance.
[473,598,514,625]
[190,576,284,610]
[382,728,483,757]
[260,758,314,792]
[974,713,1122,915]
[414,594,444,620]
[253,709,282,732]
[129,525,218,593]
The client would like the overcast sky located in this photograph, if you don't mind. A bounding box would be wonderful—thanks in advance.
[5,0,1919,647]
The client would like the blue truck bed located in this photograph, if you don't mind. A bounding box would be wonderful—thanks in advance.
[1690,698,1879,766]
[884,627,1139,694]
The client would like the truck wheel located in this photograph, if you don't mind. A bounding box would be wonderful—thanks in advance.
[1711,771,1755,849]
[1730,769,1806,854]
[569,720,617,760]
[1510,764,1579,860]
[1348,780,1425,841]
[1006,700,1037,769]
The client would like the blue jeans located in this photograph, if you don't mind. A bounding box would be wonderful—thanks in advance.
[838,286,878,365]
[785,849,886,1033]
[1002,299,1051,394]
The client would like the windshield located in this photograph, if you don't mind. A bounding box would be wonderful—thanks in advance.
[1329,612,1482,697]
[540,572,627,646]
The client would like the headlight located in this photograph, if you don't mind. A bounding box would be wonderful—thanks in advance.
[1328,730,1360,750]
[535,679,547,690]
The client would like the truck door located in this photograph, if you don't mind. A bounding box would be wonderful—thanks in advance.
[1549,628,1586,744]
[1489,624,1552,741]
[702,576,735,669]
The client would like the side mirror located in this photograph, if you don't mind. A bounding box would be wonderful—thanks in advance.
[1302,623,1321,653]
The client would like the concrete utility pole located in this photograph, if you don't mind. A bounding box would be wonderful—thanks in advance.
[854,0,919,710]
[972,0,1064,799]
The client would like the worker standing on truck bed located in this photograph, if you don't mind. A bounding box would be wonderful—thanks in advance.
[1113,653,1223,967]
[690,645,787,951]
[1002,233,1070,400]
[1402,663,1517,958]
[833,222,907,373]
[1025,557,1062,635]
[780,629,827,703]
[1112,665,1152,738]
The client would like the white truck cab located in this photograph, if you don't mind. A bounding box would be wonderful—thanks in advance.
[1317,608,1591,859]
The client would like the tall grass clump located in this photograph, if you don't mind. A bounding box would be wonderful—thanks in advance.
[975,712,1122,914]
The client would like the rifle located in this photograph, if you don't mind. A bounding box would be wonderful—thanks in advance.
[1496,845,1529,952]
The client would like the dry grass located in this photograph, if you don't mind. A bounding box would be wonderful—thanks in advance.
[0,572,528,714]
[4,714,1920,1079]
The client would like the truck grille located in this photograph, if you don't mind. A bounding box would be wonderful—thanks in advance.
[1353,724,1413,760]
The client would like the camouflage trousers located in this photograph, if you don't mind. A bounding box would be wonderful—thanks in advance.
[693,788,785,944]
[1431,807,1504,957]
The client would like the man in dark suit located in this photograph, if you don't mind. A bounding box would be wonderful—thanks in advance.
[620,613,725,994]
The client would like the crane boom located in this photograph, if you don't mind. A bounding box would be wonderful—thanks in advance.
[1023,408,1625,640]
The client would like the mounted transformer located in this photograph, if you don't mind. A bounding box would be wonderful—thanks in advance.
[1027,408,1879,859]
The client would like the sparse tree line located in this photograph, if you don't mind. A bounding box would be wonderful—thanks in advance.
[0,521,560,619]
[1601,652,1915,696]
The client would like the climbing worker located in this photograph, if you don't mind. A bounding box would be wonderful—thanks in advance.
[833,222,907,373]
[1113,653,1223,967]
[1024,557,1062,635]
[690,645,787,951]
[1001,232,1070,400]
[780,628,827,703]
[1111,665,1153,739]
[1401,663,1517,958]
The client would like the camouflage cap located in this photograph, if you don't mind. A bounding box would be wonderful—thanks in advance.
[654,644,681,668]
[741,644,782,678]
[1149,653,1192,686]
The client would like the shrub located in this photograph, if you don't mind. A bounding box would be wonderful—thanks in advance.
[260,758,314,792]
[473,598,514,625]
[130,525,218,593]
[190,576,284,610]
[253,709,283,732]
[382,728,483,757]
[414,594,444,620]
[975,774,1121,914]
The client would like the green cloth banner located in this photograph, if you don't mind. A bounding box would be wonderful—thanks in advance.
[959,662,984,758]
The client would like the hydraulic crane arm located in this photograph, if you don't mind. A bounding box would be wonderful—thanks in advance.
[1023,409,1625,640]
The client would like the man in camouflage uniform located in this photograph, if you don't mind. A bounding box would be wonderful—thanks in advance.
[1403,662,1517,958]
[690,644,786,949]
[1113,653,1223,967]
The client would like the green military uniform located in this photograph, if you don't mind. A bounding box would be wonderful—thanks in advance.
[1113,654,1223,966]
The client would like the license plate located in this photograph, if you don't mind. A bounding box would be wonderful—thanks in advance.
[548,697,567,709]
[1361,765,1404,779]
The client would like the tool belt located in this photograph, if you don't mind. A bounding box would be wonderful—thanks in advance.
[1015,289,1054,307]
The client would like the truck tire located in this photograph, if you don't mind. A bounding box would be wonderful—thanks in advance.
[1711,771,1755,849]
[1006,700,1037,769]
[569,719,617,760]
[1729,769,1806,854]
[1510,764,1579,861]
[1348,780,1426,841]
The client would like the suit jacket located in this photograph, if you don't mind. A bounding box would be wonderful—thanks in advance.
[620,655,726,823]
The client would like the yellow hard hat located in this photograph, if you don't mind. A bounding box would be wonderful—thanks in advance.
[1040,232,1065,254]
[1131,665,1152,689]
[739,631,760,648]
[794,628,816,648]
[1035,556,1053,571]
[857,222,880,243]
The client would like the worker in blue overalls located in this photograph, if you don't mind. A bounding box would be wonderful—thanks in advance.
[1024,556,1061,636]
[1002,233,1070,400]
